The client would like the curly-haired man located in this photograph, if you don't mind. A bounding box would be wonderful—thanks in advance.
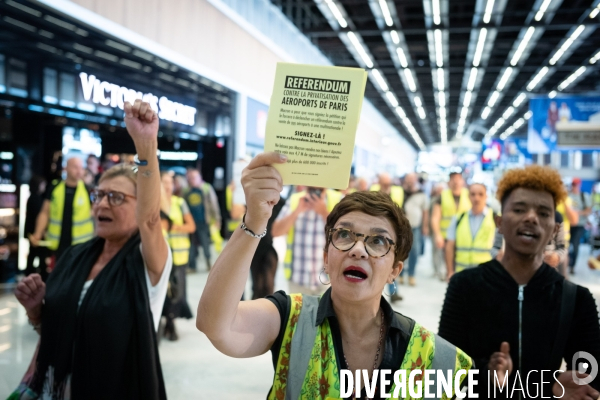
[439,165,600,399]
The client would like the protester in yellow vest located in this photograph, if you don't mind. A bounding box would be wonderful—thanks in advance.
[370,172,404,207]
[431,172,470,280]
[31,157,94,260]
[197,153,474,400]
[185,168,221,272]
[445,183,495,280]
[225,181,243,235]
[161,172,196,341]
[271,186,342,295]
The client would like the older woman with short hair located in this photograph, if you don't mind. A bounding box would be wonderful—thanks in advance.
[13,100,170,399]
[197,152,473,399]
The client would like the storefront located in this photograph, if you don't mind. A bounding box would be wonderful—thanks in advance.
[0,0,236,280]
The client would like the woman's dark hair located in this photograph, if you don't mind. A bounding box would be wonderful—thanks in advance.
[324,191,413,265]
[29,175,46,194]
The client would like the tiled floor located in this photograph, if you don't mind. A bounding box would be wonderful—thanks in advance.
[1,239,599,398]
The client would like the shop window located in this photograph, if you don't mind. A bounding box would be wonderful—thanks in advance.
[543,154,551,165]
[0,55,5,93]
[7,58,27,97]
[59,73,76,108]
[582,152,593,168]
[560,152,570,168]
[43,68,58,104]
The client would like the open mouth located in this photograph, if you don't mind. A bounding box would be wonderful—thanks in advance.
[97,216,113,223]
[517,228,539,240]
[343,266,368,281]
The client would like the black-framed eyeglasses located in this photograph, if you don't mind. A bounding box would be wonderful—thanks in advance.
[328,228,395,258]
[90,189,136,207]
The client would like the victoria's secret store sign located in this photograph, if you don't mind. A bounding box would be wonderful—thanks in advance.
[79,72,197,126]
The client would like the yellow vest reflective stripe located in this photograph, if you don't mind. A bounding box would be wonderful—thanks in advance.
[440,188,471,239]
[168,195,191,266]
[284,190,342,280]
[455,211,495,272]
[370,184,405,207]
[556,199,572,242]
[268,293,473,399]
[46,180,94,251]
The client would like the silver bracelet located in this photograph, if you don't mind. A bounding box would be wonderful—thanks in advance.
[133,150,161,166]
[240,214,267,239]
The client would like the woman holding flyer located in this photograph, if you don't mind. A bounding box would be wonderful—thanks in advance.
[197,152,473,399]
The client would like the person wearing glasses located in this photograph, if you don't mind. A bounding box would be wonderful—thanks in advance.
[197,153,473,399]
[13,100,170,399]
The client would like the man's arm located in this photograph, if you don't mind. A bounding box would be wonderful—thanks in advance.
[207,185,222,228]
[271,206,301,237]
[431,203,445,249]
[445,240,455,278]
[564,201,579,226]
[581,193,592,217]
[31,200,51,245]
[271,195,311,237]
[444,216,458,279]
[421,195,430,236]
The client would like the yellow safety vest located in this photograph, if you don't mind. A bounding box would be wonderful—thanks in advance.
[268,294,473,400]
[370,184,405,207]
[284,190,342,280]
[593,193,600,209]
[168,195,191,266]
[226,185,241,234]
[454,210,495,272]
[556,198,573,242]
[46,180,94,251]
[440,188,471,239]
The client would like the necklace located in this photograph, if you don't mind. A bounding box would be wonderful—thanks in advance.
[343,309,385,400]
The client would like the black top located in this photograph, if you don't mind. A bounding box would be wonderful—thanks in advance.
[267,288,415,399]
[255,197,286,257]
[44,180,91,257]
[25,192,44,237]
[439,259,600,398]
[33,235,166,399]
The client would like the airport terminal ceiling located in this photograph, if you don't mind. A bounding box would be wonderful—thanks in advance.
[270,0,600,148]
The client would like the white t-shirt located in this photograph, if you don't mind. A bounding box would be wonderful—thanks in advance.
[78,242,172,332]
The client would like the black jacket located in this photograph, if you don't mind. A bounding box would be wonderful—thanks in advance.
[439,260,600,399]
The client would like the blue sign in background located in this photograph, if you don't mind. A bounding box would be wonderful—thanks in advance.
[528,96,600,154]
[246,97,269,148]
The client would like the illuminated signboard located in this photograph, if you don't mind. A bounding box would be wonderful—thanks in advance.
[79,72,197,126]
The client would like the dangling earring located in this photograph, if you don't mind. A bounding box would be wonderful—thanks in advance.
[319,268,331,285]
[384,280,397,296]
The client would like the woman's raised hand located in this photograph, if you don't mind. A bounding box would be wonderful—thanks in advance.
[241,152,287,231]
[15,274,45,319]
[124,100,159,143]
